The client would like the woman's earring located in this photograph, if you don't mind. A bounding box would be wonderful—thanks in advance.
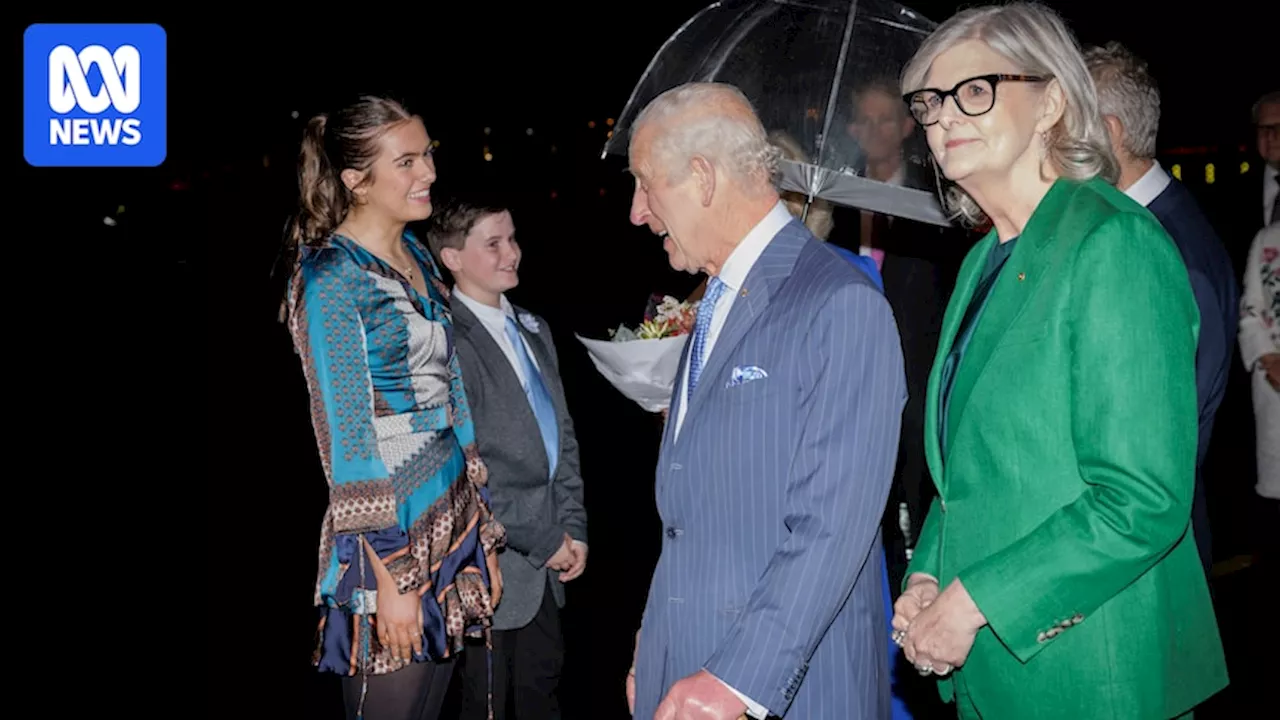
[1037,130,1053,181]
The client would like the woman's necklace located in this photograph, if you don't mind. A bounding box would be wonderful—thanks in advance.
[342,229,415,280]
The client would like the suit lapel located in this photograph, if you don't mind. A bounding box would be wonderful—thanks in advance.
[511,308,565,404]
[924,231,993,491]
[681,224,807,432]
[452,299,541,431]
[940,180,1071,465]
[657,335,693,483]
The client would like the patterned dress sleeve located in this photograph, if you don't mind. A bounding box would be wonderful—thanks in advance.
[288,249,422,593]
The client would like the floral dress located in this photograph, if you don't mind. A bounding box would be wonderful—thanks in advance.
[1239,223,1280,499]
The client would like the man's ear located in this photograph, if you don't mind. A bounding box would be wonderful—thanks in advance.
[440,246,464,274]
[899,114,917,142]
[690,155,716,207]
[1102,113,1125,154]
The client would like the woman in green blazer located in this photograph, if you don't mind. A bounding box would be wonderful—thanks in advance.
[888,3,1228,719]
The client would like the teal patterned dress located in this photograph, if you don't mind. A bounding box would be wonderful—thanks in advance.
[286,229,505,680]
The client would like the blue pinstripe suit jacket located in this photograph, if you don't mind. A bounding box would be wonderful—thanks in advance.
[634,219,907,718]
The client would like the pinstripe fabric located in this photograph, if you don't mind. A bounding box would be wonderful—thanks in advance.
[634,221,907,719]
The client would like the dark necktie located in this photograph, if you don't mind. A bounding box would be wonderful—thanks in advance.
[1271,174,1278,226]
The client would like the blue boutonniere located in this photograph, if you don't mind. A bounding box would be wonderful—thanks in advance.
[518,312,541,333]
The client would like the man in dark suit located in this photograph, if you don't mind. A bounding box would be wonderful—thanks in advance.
[427,197,588,720]
[1218,91,1280,274]
[1087,42,1240,577]
[827,77,972,599]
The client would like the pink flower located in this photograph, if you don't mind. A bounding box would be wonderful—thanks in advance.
[1263,247,1278,264]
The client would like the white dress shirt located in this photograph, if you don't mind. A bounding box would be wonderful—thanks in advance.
[670,200,793,719]
[451,286,541,387]
[674,200,793,441]
[1123,160,1172,208]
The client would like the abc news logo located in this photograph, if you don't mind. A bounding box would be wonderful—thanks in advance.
[48,44,143,147]
[23,24,167,167]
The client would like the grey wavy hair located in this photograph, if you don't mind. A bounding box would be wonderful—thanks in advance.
[900,2,1119,227]
[1084,41,1160,160]
[630,82,781,195]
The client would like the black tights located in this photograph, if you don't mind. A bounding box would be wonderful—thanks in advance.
[341,658,456,720]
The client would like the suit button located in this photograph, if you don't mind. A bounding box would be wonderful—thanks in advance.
[666,527,682,538]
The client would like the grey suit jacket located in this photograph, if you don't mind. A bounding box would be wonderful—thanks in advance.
[451,299,587,631]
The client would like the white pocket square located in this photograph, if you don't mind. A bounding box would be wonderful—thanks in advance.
[727,365,768,387]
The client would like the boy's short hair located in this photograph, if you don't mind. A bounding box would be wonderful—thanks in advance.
[425,194,512,260]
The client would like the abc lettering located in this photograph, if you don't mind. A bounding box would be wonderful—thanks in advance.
[48,44,143,146]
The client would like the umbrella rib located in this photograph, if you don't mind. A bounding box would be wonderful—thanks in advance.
[814,0,861,199]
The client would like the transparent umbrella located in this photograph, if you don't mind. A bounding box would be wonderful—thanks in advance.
[602,0,949,226]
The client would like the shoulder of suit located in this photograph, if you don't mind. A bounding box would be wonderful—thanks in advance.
[792,240,884,301]
[1053,177,1172,249]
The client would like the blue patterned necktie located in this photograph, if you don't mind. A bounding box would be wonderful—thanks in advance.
[505,316,559,479]
[688,276,727,394]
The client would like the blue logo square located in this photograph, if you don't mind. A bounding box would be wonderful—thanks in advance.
[23,23,167,168]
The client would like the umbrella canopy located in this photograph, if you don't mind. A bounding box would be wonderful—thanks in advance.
[602,0,951,227]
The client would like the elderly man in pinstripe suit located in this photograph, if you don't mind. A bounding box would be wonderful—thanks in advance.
[624,82,907,720]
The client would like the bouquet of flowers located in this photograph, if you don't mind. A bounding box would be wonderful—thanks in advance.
[576,294,700,413]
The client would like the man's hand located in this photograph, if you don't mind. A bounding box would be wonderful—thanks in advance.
[891,573,940,634]
[559,540,588,582]
[901,578,986,674]
[1260,352,1280,391]
[627,629,640,715]
[546,533,575,572]
[654,670,749,720]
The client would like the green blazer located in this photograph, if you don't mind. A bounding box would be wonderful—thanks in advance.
[907,177,1228,719]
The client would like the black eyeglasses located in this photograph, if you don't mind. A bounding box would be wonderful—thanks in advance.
[902,74,1051,126]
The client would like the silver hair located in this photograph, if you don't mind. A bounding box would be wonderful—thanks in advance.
[1254,91,1280,124]
[900,2,1119,228]
[1084,41,1160,160]
[630,82,781,193]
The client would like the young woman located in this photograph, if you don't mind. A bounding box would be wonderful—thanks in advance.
[282,95,505,720]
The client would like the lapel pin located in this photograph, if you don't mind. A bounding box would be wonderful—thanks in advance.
[1017,272,1026,281]
[740,288,749,297]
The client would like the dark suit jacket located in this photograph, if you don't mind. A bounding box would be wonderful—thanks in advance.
[1146,177,1240,573]
[451,299,587,631]
[1148,178,1240,469]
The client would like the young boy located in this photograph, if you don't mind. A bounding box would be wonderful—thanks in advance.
[427,197,587,720]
